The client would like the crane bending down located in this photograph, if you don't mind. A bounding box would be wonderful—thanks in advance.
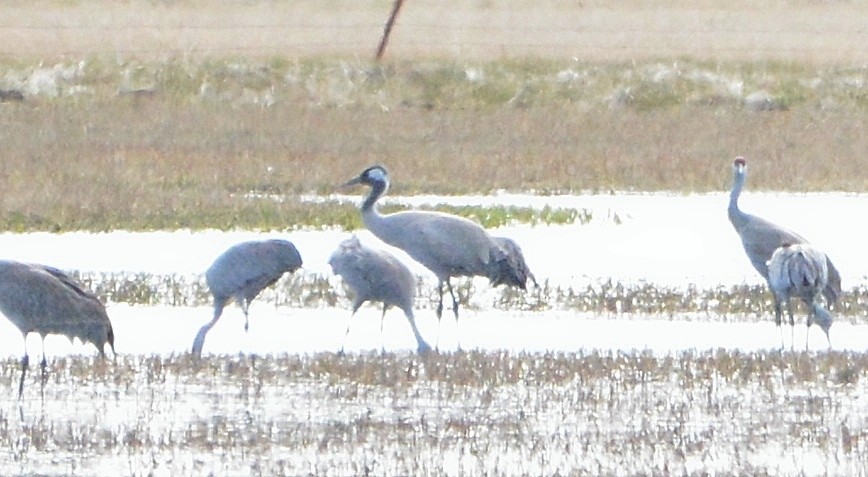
[491,236,538,289]
[767,243,833,349]
[342,165,530,350]
[328,235,431,353]
[192,239,302,356]
[0,260,115,398]
[728,156,841,307]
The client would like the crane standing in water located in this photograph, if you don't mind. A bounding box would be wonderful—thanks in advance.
[0,260,115,398]
[728,156,841,346]
[342,165,531,349]
[328,235,431,353]
[192,239,302,356]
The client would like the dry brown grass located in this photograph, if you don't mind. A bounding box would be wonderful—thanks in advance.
[1,94,867,231]
[0,1,867,231]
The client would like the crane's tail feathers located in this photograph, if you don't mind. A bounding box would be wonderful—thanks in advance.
[824,256,842,307]
[823,279,841,309]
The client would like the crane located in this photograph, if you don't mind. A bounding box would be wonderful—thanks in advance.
[728,156,841,306]
[328,235,431,353]
[767,243,832,349]
[0,260,115,398]
[342,165,529,350]
[192,239,302,356]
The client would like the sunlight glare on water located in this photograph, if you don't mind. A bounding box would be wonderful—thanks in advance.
[0,192,864,358]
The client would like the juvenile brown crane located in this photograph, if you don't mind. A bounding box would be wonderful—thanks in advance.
[767,243,833,349]
[192,239,302,356]
[328,235,431,353]
[727,156,841,306]
[0,260,115,398]
[342,165,530,350]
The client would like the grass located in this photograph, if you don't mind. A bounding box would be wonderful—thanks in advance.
[73,270,868,323]
[0,56,867,231]
[1,350,867,475]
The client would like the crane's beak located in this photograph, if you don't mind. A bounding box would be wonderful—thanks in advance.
[341,176,363,188]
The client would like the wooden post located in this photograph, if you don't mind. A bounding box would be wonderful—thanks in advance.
[375,0,405,62]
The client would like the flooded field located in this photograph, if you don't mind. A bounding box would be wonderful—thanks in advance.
[1,192,867,475]
[2,351,868,475]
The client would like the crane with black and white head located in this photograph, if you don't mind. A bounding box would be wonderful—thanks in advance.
[342,165,531,350]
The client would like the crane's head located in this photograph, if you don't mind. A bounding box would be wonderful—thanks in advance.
[72,318,116,358]
[105,323,116,357]
[342,165,390,190]
[811,303,833,349]
[733,156,746,174]
[328,235,363,274]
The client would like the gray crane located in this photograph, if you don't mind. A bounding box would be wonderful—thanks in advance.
[342,165,529,350]
[728,156,841,306]
[192,239,302,356]
[328,235,431,354]
[767,243,832,350]
[0,260,115,398]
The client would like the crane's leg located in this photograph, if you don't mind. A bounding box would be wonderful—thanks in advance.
[786,301,796,351]
[774,300,785,350]
[445,279,462,351]
[403,309,432,354]
[805,306,817,351]
[240,299,251,332]
[17,355,28,400]
[40,337,48,397]
[435,280,445,351]
[380,303,388,353]
[17,336,30,400]
[340,300,364,354]
[192,301,226,356]
[823,326,832,349]
[435,281,445,320]
[447,280,460,320]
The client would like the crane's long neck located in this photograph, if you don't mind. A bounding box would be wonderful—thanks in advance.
[360,180,393,242]
[361,179,387,213]
[728,168,748,228]
[811,302,833,336]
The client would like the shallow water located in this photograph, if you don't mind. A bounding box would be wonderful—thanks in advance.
[3,350,867,476]
[0,304,861,360]
[0,191,863,359]
[0,191,866,476]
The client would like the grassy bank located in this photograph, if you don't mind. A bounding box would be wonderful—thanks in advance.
[0,56,867,231]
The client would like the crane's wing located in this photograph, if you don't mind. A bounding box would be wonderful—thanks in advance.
[739,215,841,306]
[206,241,300,299]
[390,211,493,274]
[736,213,810,278]
[33,264,103,304]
